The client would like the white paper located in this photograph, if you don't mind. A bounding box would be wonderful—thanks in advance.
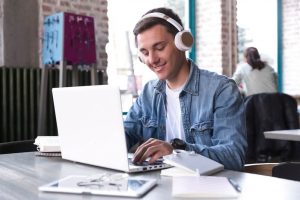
[161,166,197,177]
[172,176,239,198]
[34,136,61,152]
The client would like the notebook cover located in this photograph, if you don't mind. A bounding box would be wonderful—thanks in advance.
[163,150,224,175]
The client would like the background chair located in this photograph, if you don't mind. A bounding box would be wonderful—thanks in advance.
[0,139,36,154]
[244,92,300,163]
[243,162,300,182]
[243,163,278,176]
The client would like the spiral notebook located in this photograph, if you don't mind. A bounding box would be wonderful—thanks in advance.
[162,150,224,176]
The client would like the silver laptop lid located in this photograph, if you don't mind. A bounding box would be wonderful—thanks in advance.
[52,85,130,172]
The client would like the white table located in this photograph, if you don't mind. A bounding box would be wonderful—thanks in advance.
[1,152,300,199]
[264,129,300,141]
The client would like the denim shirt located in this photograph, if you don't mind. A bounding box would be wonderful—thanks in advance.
[124,60,247,171]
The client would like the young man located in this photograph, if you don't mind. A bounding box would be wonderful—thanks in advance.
[124,7,247,171]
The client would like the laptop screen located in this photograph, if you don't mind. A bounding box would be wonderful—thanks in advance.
[52,85,130,171]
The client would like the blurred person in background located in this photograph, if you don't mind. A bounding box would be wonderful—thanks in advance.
[232,47,278,96]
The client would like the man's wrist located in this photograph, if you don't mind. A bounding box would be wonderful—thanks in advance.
[170,138,186,150]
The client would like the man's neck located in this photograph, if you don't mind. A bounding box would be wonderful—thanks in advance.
[167,60,190,89]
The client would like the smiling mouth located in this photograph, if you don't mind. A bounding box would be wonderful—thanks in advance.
[153,64,165,72]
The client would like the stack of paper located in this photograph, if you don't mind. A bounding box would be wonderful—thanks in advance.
[34,136,61,156]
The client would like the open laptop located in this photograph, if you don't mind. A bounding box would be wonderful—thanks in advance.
[52,85,172,173]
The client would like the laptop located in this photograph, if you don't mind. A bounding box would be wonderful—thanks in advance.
[52,85,172,173]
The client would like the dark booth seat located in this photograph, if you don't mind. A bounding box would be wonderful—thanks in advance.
[244,92,300,163]
[0,139,36,154]
[272,162,300,181]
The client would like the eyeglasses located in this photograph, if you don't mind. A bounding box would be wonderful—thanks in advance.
[77,173,129,188]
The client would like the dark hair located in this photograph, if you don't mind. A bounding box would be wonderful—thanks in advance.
[133,7,183,46]
[244,47,266,70]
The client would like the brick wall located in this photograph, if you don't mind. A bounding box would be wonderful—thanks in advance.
[221,0,237,76]
[39,0,108,71]
[282,0,300,95]
[195,0,237,76]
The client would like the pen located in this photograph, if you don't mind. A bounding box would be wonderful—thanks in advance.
[228,178,242,193]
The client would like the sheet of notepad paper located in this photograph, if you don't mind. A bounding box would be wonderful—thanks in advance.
[172,176,239,198]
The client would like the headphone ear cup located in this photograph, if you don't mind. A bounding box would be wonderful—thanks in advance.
[174,30,194,51]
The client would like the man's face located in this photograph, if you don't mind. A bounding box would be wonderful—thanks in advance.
[137,24,185,82]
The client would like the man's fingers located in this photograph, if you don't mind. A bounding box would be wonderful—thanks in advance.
[139,145,160,163]
[133,138,158,163]
[148,151,164,164]
[148,142,173,163]
[132,139,173,164]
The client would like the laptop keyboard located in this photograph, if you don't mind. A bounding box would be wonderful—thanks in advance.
[128,158,164,166]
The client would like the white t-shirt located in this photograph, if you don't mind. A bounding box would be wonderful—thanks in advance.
[165,84,185,142]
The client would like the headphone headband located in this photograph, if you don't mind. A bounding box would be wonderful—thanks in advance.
[138,11,193,51]
[140,12,183,32]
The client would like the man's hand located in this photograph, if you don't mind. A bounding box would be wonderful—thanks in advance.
[132,138,173,164]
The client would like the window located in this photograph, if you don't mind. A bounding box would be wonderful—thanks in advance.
[237,0,278,71]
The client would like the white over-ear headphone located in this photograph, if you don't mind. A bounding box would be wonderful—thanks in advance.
[140,12,194,51]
